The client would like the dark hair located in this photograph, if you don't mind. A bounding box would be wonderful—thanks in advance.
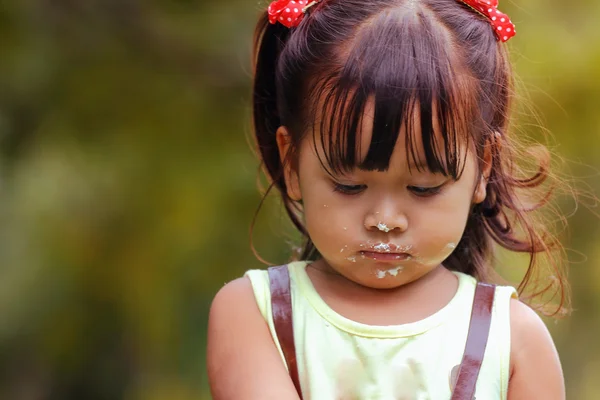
[251,0,569,315]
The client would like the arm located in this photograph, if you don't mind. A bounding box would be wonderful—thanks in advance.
[508,299,566,400]
[207,277,301,400]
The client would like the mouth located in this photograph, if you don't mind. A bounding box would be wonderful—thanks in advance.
[359,251,412,262]
[359,242,412,253]
[356,242,413,262]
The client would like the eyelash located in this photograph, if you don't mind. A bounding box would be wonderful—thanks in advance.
[332,183,366,195]
[332,182,445,197]
[407,184,444,197]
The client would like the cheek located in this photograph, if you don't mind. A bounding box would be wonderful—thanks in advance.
[305,212,355,262]
[301,185,360,254]
[410,186,474,262]
[414,187,471,229]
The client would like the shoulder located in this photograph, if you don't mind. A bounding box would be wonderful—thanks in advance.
[208,275,270,346]
[508,298,565,399]
[207,277,262,361]
[509,299,557,365]
[209,277,256,320]
[207,277,300,399]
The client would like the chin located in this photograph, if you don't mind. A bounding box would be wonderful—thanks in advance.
[345,262,439,290]
[360,278,410,290]
[339,267,415,290]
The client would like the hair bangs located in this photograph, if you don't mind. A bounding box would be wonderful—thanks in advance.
[307,5,480,179]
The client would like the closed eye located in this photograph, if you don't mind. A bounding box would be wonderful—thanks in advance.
[408,184,445,197]
[332,183,366,195]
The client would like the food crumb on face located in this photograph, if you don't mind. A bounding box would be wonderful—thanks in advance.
[374,243,391,252]
[377,222,391,233]
[376,266,404,279]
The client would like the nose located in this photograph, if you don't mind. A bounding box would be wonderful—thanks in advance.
[364,200,408,233]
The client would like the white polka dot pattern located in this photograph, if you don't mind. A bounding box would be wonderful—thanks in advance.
[268,0,316,28]
[457,0,516,42]
[267,0,515,42]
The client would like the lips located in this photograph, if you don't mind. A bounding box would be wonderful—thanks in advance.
[360,242,413,253]
[360,251,412,262]
[357,242,413,262]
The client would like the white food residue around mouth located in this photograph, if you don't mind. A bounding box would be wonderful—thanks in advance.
[376,266,403,279]
[373,243,391,252]
[376,222,391,233]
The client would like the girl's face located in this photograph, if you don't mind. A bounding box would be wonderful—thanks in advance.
[277,103,489,290]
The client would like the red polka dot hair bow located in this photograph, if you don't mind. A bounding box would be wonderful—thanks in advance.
[458,0,516,42]
[268,0,320,28]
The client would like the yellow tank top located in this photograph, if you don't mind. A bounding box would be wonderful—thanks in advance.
[245,261,517,399]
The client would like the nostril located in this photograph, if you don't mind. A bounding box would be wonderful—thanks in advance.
[376,222,392,233]
[364,210,408,233]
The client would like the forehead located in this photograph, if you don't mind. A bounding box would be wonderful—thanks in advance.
[308,89,468,177]
[356,97,435,167]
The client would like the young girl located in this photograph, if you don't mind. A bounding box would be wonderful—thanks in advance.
[208,0,568,398]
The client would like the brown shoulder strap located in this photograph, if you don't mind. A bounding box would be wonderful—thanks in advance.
[451,282,496,400]
[268,265,302,398]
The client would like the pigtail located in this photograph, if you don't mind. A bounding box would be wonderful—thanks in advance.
[446,38,568,315]
[446,126,568,316]
[482,137,568,315]
[252,13,287,188]
[251,12,318,263]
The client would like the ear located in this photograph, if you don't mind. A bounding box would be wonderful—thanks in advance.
[472,133,496,205]
[275,126,302,201]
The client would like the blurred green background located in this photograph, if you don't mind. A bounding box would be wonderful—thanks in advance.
[0,0,599,399]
